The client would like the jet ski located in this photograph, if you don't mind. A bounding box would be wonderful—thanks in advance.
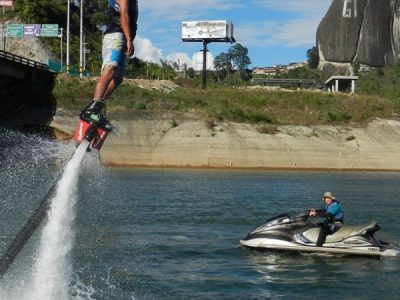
[240,212,400,257]
[74,110,112,151]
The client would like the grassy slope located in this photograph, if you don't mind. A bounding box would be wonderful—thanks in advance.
[357,65,400,102]
[54,65,400,126]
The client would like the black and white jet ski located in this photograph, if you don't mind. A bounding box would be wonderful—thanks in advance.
[240,212,400,257]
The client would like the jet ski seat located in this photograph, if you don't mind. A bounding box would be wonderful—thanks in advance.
[302,222,379,244]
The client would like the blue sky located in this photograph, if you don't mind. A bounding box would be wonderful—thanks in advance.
[133,0,332,69]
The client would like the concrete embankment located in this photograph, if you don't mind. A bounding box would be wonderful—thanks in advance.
[50,114,400,171]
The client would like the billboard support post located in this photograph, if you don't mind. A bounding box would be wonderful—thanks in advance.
[202,40,209,90]
[1,0,14,14]
[182,20,235,89]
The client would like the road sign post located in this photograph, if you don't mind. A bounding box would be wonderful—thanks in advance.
[0,23,4,50]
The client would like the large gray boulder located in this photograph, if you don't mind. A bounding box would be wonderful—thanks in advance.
[317,0,399,73]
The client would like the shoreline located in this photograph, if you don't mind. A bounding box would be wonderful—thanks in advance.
[51,115,400,173]
[102,162,400,173]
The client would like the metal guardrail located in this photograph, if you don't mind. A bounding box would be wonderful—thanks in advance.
[0,50,48,71]
[251,78,317,85]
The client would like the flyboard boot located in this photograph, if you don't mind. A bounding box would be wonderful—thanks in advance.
[74,100,112,151]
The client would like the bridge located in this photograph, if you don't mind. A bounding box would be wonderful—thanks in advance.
[0,50,56,128]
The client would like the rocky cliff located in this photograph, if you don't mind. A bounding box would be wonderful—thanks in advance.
[317,0,400,73]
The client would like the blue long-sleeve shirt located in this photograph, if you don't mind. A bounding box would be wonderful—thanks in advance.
[316,200,344,223]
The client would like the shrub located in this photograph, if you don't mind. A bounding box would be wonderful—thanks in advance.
[256,124,279,135]
[171,119,178,127]
[204,117,217,129]
[346,135,356,141]
[134,102,147,110]
[327,112,352,122]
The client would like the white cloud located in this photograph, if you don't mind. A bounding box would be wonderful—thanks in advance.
[133,36,164,63]
[134,36,196,70]
[166,52,193,70]
[192,52,215,71]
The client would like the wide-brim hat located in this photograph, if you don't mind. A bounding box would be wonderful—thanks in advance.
[322,192,335,200]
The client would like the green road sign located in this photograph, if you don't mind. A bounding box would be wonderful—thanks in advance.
[41,24,59,37]
[7,24,23,37]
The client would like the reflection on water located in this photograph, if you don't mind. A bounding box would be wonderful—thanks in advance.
[243,247,400,299]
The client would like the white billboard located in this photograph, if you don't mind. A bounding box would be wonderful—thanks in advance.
[182,20,234,42]
[0,0,13,6]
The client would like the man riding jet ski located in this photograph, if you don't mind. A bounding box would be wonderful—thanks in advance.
[240,210,400,257]
[309,192,344,247]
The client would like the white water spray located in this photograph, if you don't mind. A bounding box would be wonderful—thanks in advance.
[30,140,89,300]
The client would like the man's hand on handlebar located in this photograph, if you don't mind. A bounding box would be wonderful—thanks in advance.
[309,209,317,217]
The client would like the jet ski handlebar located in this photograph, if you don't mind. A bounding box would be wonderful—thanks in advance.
[292,211,311,221]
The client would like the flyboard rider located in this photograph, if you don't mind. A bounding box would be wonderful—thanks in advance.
[74,0,138,149]
[309,192,344,247]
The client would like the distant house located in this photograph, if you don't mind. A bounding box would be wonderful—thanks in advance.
[253,67,281,76]
[287,62,306,70]
[252,62,306,76]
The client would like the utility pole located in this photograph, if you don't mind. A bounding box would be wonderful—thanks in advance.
[60,27,63,71]
[66,0,70,74]
[79,0,84,78]
[83,35,86,70]
[0,23,4,51]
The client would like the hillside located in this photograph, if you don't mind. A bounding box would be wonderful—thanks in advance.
[53,72,399,127]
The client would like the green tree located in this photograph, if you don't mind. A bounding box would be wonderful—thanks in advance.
[228,43,251,75]
[16,0,65,24]
[125,57,147,78]
[214,52,233,81]
[187,67,195,79]
[307,46,319,69]
[160,59,176,80]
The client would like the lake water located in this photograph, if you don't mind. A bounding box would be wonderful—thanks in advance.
[1,130,400,299]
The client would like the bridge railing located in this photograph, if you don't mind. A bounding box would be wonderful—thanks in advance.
[0,50,48,71]
[251,78,317,85]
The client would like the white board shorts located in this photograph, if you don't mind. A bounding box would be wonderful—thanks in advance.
[102,32,126,78]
